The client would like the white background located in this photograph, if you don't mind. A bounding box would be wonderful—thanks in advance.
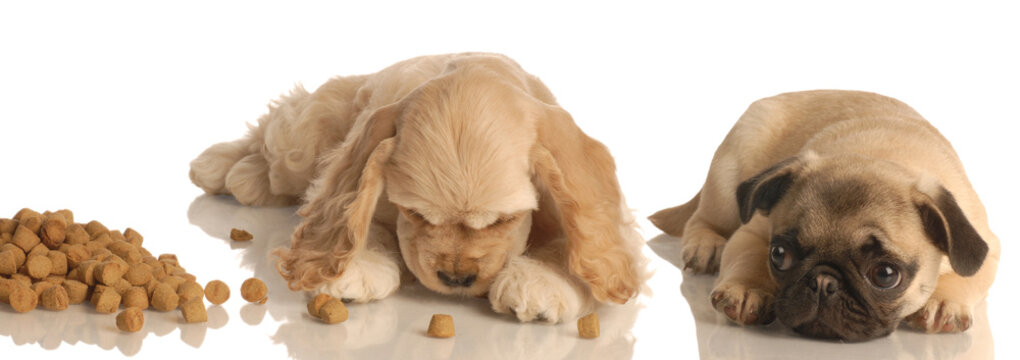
[1,1,1017,359]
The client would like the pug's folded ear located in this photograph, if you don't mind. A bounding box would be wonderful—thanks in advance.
[736,155,811,223]
[913,181,989,276]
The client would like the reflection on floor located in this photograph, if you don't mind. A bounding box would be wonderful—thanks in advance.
[647,234,994,360]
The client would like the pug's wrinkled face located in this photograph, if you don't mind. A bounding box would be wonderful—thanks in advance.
[766,166,943,341]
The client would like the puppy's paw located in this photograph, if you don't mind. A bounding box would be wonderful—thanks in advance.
[905,298,973,333]
[317,248,401,303]
[489,257,587,323]
[681,232,725,274]
[190,139,252,195]
[710,282,775,325]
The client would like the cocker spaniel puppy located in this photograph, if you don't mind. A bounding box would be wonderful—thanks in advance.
[190,53,645,322]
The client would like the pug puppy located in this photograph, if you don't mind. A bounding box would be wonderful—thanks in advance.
[649,90,999,341]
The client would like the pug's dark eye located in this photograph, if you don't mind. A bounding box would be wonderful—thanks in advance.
[868,264,901,289]
[770,245,793,271]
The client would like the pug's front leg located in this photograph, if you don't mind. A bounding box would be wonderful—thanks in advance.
[906,257,998,333]
[710,216,778,325]
[489,239,595,323]
[317,224,402,303]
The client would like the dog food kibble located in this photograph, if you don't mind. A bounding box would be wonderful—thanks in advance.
[62,279,89,304]
[2,208,219,331]
[318,298,348,324]
[40,213,68,249]
[94,287,122,313]
[12,226,41,252]
[25,255,53,279]
[9,286,38,312]
[40,285,70,311]
[577,313,600,338]
[241,278,267,303]
[307,293,332,318]
[177,281,204,302]
[204,280,230,305]
[116,307,145,332]
[0,251,17,275]
[427,314,455,338]
[229,228,253,241]
[123,286,149,310]
[151,282,180,311]
[180,298,208,323]
[124,263,152,286]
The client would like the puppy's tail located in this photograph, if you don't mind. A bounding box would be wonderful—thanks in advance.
[648,191,700,237]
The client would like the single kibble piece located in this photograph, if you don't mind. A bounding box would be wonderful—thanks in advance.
[28,243,49,258]
[122,286,149,310]
[307,293,332,318]
[9,285,38,312]
[10,274,31,288]
[162,275,186,292]
[0,251,17,275]
[84,220,109,237]
[25,255,53,279]
[64,224,90,245]
[94,287,122,314]
[124,262,152,286]
[318,298,348,324]
[177,281,204,302]
[180,298,208,323]
[32,282,56,297]
[0,218,17,234]
[577,313,600,339]
[240,278,267,303]
[95,261,127,286]
[427,314,455,338]
[40,214,68,249]
[47,251,68,276]
[151,282,180,311]
[204,280,230,305]
[0,279,16,303]
[14,209,44,233]
[40,285,70,311]
[77,259,99,286]
[124,228,143,247]
[62,279,89,304]
[229,228,254,241]
[116,307,145,332]
[12,225,41,252]
[63,244,91,267]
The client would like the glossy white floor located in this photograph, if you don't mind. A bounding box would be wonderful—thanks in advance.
[2,2,1017,359]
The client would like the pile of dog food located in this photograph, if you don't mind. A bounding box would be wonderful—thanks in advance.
[0,208,267,332]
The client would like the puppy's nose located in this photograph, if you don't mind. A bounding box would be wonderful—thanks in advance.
[437,271,477,288]
[807,274,839,296]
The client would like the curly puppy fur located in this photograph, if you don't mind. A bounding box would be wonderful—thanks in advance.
[190,53,647,322]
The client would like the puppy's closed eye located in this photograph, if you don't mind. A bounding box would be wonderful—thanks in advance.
[402,207,429,223]
[490,215,517,227]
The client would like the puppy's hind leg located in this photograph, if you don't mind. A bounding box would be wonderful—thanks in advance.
[190,137,254,196]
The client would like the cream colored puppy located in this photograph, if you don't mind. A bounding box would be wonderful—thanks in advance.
[190,53,645,322]
[650,90,999,341]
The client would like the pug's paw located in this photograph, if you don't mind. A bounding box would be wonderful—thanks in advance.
[681,231,725,274]
[905,298,973,333]
[710,282,776,325]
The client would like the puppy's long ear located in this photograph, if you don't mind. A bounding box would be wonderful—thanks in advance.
[736,156,805,224]
[914,183,988,276]
[273,103,399,291]
[532,105,640,304]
